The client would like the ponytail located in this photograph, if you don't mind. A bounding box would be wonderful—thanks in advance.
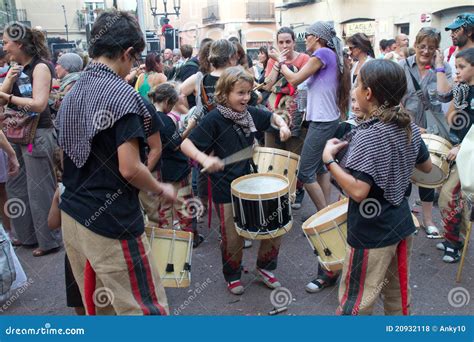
[378,106,413,142]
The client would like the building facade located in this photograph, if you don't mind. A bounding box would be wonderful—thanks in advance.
[143,0,277,58]
[276,0,474,53]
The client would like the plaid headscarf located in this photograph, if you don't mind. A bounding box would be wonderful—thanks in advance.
[345,118,422,206]
[58,63,152,168]
[217,104,256,134]
[306,21,344,74]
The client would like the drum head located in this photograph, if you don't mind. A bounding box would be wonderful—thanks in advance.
[411,154,448,188]
[307,199,348,227]
[232,173,289,199]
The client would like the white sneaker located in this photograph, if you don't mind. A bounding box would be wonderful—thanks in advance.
[244,239,253,248]
[256,268,281,289]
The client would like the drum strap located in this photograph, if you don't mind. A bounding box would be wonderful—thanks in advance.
[233,124,258,173]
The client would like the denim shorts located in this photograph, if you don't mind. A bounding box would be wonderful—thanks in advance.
[297,120,339,184]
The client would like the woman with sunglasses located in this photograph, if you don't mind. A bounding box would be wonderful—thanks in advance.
[272,21,351,293]
[346,33,375,88]
[400,27,453,241]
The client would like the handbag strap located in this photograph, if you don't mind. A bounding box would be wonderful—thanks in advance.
[404,59,451,139]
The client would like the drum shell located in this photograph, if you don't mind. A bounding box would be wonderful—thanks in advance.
[253,147,300,197]
[145,226,193,288]
[231,173,292,240]
[411,134,452,188]
[302,198,348,272]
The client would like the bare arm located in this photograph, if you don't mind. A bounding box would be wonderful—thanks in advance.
[415,158,432,173]
[118,139,176,200]
[181,138,223,173]
[146,131,162,172]
[326,162,372,202]
[280,57,322,87]
[0,64,52,112]
[48,188,61,230]
[180,73,198,97]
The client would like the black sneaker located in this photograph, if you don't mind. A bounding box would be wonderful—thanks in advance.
[443,246,460,263]
[291,188,305,210]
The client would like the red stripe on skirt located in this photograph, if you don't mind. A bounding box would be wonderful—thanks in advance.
[121,240,150,315]
[337,247,354,315]
[397,239,409,315]
[136,237,167,315]
[84,260,96,315]
[208,176,212,228]
[352,249,369,315]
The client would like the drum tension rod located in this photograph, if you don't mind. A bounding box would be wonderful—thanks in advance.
[166,264,175,272]
[324,248,332,256]
[184,263,191,271]
[283,169,288,176]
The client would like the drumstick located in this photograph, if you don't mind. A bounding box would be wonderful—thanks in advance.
[253,82,267,91]
[456,219,472,283]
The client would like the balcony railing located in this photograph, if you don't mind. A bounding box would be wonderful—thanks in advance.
[16,8,28,22]
[202,4,220,24]
[246,1,275,21]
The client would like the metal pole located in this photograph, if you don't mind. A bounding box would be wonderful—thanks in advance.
[136,0,148,55]
[62,5,69,42]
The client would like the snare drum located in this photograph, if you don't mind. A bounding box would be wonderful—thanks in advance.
[231,173,292,240]
[411,134,452,188]
[145,226,193,288]
[253,147,300,198]
[302,198,348,272]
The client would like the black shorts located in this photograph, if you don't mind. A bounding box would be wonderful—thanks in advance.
[65,254,84,308]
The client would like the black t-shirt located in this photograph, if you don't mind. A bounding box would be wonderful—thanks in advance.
[178,58,200,108]
[346,139,430,249]
[188,106,272,203]
[156,111,190,182]
[60,113,147,240]
[451,85,474,142]
[10,58,54,128]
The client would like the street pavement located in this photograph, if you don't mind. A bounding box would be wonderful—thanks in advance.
[2,189,473,316]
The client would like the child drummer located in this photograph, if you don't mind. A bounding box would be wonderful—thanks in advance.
[181,66,291,295]
[437,47,474,263]
[322,60,432,315]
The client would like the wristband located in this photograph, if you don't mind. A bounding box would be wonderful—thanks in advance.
[435,67,445,73]
[324,159,337,169]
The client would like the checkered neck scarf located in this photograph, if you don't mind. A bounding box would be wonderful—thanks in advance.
[57,63,152,168]
[345,118,422,206]
[217,104,257,134]
[453,82,471,110]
